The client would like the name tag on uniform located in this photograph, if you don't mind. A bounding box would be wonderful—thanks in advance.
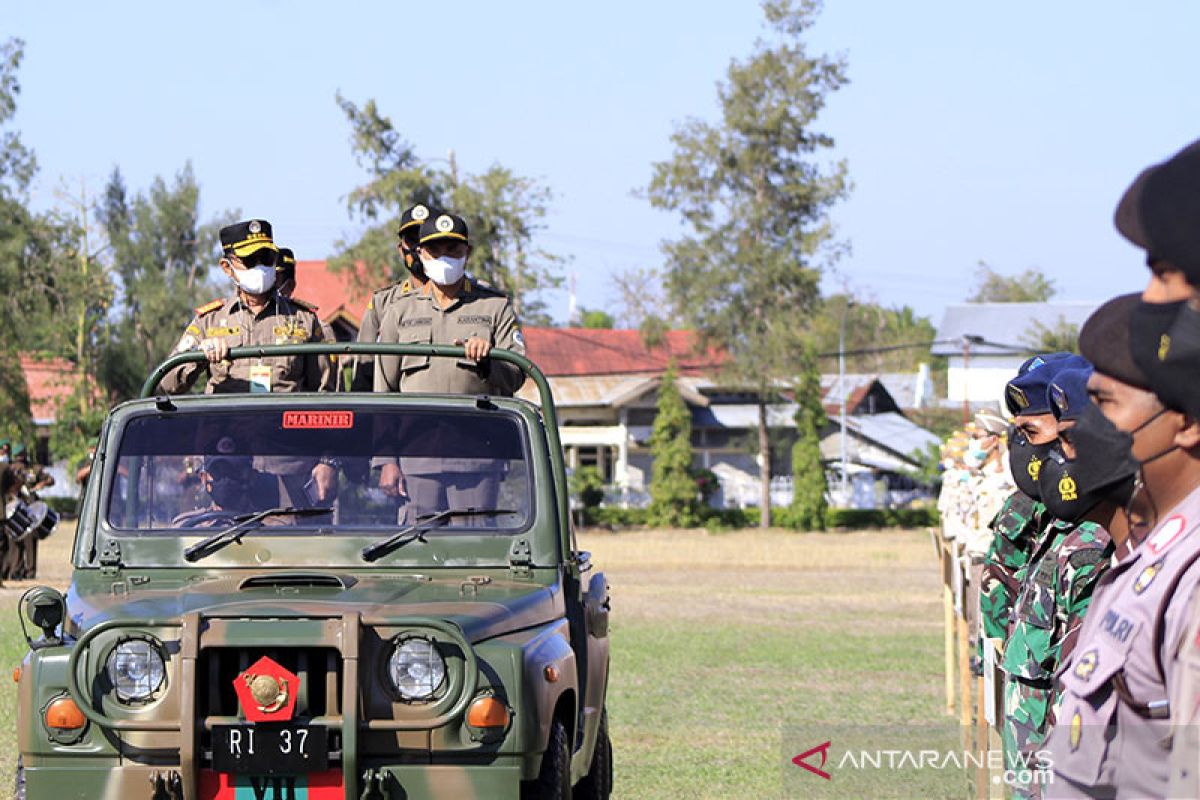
[249,364,272,393]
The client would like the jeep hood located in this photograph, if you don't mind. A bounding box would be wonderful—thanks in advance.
[66,571,564,644]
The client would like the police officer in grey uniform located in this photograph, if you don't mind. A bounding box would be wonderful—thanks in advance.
[350,203,437,391]
[1042,305,1200,793]
[373,211,525,515]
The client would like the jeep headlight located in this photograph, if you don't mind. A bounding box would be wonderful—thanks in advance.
[388,637,446,701]
[105,639,166,702]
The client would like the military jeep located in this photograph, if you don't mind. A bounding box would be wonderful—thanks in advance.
[14,344,612,800]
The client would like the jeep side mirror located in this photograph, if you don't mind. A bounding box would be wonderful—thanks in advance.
[21,586,65,648]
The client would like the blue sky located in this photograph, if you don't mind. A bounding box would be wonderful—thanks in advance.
[8,1,1200,326]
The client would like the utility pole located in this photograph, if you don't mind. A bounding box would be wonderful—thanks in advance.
[839,304,851,506]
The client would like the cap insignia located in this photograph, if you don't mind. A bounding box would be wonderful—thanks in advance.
[249,220,262,234]
[435,215,454,232]
[413,205,429,221]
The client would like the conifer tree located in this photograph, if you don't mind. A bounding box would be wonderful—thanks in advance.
[648,362,701,527]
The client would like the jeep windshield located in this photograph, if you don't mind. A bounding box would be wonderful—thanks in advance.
[105,407,531,533]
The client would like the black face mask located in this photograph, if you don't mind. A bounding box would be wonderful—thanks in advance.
[1038,402,1171,522]
[209,476,252,511]
[401,242,427,282]
[1038,448,1104,522]
[1008,427,1055,501]
[1154,303,1200,418]
[1130,299,1186,410]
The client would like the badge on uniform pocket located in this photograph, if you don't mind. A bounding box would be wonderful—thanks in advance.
[249,364,272,393]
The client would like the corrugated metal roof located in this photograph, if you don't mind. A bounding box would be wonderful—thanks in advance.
[840,412,940,459]
[931,302,1099,356]
[523,328,724,376]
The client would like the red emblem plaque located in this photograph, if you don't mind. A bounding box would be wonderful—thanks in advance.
[233,655,298,722]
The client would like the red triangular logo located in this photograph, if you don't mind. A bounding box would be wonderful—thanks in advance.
[793,740,832,780]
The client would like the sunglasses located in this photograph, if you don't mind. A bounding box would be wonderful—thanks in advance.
[230,250,278,269]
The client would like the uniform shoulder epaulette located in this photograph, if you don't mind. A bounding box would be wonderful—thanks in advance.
[195,299,224,316]
[290,297,319,313]
[470,279,505,297]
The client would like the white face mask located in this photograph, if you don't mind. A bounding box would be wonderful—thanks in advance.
[232,264,276,295]
[423,255,467,286]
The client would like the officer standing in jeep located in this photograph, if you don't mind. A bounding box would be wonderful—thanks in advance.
[351,202,438,390]
[157,219,335,396]
[373,211,526,511]
[158,220,338,504]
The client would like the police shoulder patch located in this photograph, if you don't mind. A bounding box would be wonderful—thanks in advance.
[195,299,224,316]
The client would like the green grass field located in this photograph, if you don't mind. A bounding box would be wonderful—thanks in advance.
[0,525,964,799]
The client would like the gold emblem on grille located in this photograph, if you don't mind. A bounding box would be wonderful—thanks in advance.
[244,673,289,713]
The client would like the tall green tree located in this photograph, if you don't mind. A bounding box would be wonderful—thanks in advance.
[0,37,52,442]
[790,344,827,530]
[646,0,849,527]
[968,262,1057,303]
[332,95,564,324]
[95,164,232,399]
[647,363,701,527]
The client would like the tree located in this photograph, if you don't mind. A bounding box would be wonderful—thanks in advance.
[1023,316,1080,355]
[647,363,701,527]
[967,262,1057,303]
[0,38,55,441]
[580,309,614,329]
[810,293,937,373]
[332,95,564,323]
[610,266,670,330]
[647,0,849,527]
[95,164,233,399]
[790,345,827,530]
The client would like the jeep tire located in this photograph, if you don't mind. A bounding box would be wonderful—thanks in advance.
[574,708,612,800]
[522,718,572,800]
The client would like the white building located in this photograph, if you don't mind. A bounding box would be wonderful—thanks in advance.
[932,302,1099,406]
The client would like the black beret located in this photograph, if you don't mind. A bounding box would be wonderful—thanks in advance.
[1114,139,1200,284]
[1078,293,1151,390]
[220,219,277,258]
[419,212,469,245]
[1005,353,1090,416]
[398,203,438,237]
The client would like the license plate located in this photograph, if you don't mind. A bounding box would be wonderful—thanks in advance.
[198,769,344,800]
[212,724,328,775]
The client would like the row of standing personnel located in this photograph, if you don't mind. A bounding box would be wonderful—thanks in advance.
[975,137,1200,798]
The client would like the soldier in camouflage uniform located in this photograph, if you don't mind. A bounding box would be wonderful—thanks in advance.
[979,355,1085,658]
[1001,367,1112,799]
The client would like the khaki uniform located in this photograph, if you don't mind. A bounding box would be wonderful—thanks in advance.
[1045,486,1200,798]
[374,279,525,396]
[158,294,335,395]
[351,279,418,391]
[374,279,525,519]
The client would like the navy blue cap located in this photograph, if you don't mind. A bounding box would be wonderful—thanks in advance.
[1048,366,1095,421]
[1005,353,1091,416]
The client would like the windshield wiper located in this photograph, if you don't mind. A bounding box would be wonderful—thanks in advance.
[361,507,517,563]
[184,506,331,563]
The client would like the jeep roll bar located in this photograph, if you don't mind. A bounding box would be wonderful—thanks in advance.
[140,344,574,561]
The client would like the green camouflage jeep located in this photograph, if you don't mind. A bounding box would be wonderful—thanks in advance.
[14,344,613,800]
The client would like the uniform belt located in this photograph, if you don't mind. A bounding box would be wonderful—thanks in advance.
[1111,669,1170,719]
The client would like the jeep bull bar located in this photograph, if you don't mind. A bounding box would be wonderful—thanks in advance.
[66,612,479,798]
